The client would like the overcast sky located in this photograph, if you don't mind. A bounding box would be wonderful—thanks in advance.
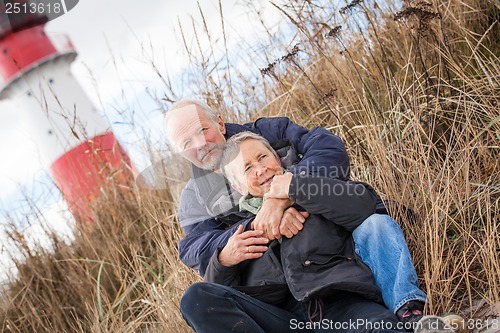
[0,0,284,205]
[0,0,286,283]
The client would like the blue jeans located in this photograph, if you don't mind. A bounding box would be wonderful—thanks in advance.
[352,214,427,313]
[181,282,406,332]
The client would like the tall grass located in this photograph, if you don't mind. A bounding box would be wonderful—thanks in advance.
[1,183,200,332]
[1,0,498,331]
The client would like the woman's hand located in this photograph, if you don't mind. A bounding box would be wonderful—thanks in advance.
[264,172,293,200]
[251,197,291,240]
[218,225,269,267]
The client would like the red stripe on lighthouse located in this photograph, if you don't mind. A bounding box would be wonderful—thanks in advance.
[49,132,133,222]
[0,25,59,82]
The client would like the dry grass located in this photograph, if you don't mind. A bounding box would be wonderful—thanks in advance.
[1,0,499,331]
[1,185,200,332]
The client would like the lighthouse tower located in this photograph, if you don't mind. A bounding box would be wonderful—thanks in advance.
[0,2,133,221]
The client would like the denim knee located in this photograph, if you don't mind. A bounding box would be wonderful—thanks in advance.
[180,282,212,318]
[354,214,402,240]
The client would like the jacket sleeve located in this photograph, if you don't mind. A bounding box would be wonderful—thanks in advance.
[178,215,254,276]
[288,175,378,231]
[204,248,241,286]
[250,117,350,180]
[177,179,214,229]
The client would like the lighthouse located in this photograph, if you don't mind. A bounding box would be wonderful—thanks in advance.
[0,1,133,221]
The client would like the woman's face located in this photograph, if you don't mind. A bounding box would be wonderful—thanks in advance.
[228,139,283,197]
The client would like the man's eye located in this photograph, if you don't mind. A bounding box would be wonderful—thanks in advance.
[244,166,252,173]
[182,141,191,150]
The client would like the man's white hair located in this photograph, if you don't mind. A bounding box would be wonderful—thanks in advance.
[163,98,220,145]
[165,99,218,122]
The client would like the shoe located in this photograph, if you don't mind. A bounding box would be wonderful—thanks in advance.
[397,300,425,332]
[414,315,453,332]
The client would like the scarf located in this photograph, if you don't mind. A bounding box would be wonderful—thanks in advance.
[239,194,264,215]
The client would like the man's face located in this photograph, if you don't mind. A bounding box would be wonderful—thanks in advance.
[166,105,227,170]
[228,139,283,197]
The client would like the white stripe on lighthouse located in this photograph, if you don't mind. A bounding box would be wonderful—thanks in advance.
[6,55,110,166]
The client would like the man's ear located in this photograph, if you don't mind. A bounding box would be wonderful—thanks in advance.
[231,182,248,195]
[217,114,226,135]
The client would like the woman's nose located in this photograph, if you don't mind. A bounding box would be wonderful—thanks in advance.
[254,164,266,176]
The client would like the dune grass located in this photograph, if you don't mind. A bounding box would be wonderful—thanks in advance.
[1,0,498,331]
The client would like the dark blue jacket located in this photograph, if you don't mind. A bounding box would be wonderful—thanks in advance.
[204,176,383,305]
[177,117,352,275]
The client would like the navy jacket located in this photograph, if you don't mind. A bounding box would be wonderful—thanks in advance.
[204,176,383,305]
[177,117,351,275]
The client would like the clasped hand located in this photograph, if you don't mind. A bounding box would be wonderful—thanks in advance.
[219,173,309,267]
[254,172,308,239]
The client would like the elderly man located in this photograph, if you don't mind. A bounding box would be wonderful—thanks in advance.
[164,99,426,328]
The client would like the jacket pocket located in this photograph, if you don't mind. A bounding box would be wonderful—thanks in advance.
[299,253,354,272]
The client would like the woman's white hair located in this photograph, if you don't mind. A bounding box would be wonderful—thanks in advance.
[220,131,280,187]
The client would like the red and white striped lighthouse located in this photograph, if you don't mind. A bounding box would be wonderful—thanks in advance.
[0,4,133,221]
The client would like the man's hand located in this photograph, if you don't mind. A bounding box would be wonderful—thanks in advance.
[264,172,293,200]
[279,207,309,238]
[218,225,269,267]
[252,197,292,240]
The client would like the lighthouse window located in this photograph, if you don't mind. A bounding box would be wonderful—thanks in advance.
[49,78,54,84]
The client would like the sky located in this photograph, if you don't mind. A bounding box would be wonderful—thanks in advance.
[0,0,286,283]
